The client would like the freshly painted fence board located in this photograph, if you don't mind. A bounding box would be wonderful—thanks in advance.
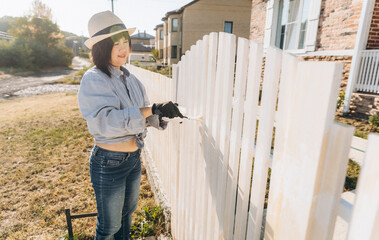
[246,47,282,240]
[264,52,299,240]
[224,37,250,240]
[215,32,236,239]
[347,134,379,240]
[307,122,354,240]
[264,61,343,239]
[204,32,219,240]
[234,41,264,240]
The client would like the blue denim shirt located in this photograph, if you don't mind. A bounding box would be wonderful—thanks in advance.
[78,65,166,148]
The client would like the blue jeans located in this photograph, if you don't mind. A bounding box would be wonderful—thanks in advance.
[89,145,142,240]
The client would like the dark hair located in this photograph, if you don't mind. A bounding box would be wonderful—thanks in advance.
[91,31,132,77]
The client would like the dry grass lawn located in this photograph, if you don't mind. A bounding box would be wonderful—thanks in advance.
[0,93,157,239]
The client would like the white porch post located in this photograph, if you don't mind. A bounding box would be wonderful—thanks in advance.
[343,0,376,114]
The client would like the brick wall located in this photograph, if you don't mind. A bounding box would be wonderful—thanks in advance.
[350,93,379,115]
[316,0,362,51]
[249,0,267,43]
[366,0,379,49]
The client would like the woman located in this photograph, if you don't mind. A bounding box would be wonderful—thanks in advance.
[78,11,183,240]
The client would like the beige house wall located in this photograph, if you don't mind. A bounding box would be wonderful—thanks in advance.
[182,0,252,54]
[168,14,182,64]
[155,26,164,59]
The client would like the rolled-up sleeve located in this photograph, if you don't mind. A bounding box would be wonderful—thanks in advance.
[134,75,168,131]
[78,71,145,139]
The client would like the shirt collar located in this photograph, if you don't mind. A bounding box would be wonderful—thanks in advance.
[109,65,130,78]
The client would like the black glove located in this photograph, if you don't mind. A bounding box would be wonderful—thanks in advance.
[152,101,184,119]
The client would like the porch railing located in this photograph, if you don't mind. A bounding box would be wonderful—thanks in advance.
[355,49,379,94]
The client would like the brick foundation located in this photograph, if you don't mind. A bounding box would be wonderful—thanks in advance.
[350,93,379,116]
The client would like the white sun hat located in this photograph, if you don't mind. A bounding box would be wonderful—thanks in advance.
[85,11,136,49]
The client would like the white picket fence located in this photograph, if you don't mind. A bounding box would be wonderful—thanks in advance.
[125,32,379,240]
[356,49,379,94]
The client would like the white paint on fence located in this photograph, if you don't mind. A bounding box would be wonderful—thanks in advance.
[347,134,379,240]
[124,31,378,240]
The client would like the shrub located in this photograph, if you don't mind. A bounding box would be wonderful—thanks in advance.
[337,91,345,110]
[0,40,34,70]
[368,113,379,132]
[130,206,165,239]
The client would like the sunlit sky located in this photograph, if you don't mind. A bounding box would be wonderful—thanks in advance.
[0,0,193,37]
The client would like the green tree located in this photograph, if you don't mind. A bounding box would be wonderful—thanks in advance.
[152,49,159,60]
[28,0,53,20]
[1,1,74,70]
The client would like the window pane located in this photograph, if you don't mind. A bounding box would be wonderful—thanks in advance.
[275,0,288,49]
[298,0,310,49]
[172,18,178,32]
[284,0,301,49]
[160,29,164,40]
[172,46,177,59]
[224,21,233,33]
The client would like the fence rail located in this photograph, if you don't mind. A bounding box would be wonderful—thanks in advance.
[126,32,379,240]
[355,49,379,94]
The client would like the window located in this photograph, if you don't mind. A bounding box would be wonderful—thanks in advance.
[160,49,163,58]
[172,18,178,32]
[160,29,164,40]
[171,46,177,59]
[224,21,233,33]
[275,0,311,50]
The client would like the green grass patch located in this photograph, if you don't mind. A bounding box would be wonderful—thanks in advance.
[54,65,93,85]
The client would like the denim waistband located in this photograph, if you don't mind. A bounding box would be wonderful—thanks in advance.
[92,145,141,159]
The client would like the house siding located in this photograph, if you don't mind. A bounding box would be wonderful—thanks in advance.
[181,0,251,58]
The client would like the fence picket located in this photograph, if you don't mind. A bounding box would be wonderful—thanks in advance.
[265,53,299,240]
[197,36,210,240]
[223,37,250,240]
[214,32,236,239]
[234,41,264,240]
[263,61,343,239]
[347,134,379,239]
[246,47,282,240]
[307,122,354,240]
[204,32,219,240]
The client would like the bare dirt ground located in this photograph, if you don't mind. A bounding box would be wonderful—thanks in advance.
[0,57,90,99]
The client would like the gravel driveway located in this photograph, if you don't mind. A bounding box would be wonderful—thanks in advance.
[0,57,90,99]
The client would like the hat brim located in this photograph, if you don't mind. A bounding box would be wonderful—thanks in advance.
[85,27,136,49]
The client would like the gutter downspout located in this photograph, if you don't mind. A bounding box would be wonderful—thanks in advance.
[343,0,375,115]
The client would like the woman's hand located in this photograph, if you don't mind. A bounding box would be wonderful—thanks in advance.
[152,101,184,119]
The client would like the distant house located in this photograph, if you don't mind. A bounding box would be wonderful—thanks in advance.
[131,30,155,49]
[131,43,153,54]
[249,0,379,115]
[154,24,164,61]
[0,31,13,40]
[156,0,252,65]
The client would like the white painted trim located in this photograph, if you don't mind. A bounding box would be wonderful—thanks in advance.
[264,0,322,52]
[298,50,354,57]
[343,0,376,114]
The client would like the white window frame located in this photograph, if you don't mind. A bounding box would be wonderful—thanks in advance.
[264,0,322,54]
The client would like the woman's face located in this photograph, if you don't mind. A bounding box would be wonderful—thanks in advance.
[110,36,130,69]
